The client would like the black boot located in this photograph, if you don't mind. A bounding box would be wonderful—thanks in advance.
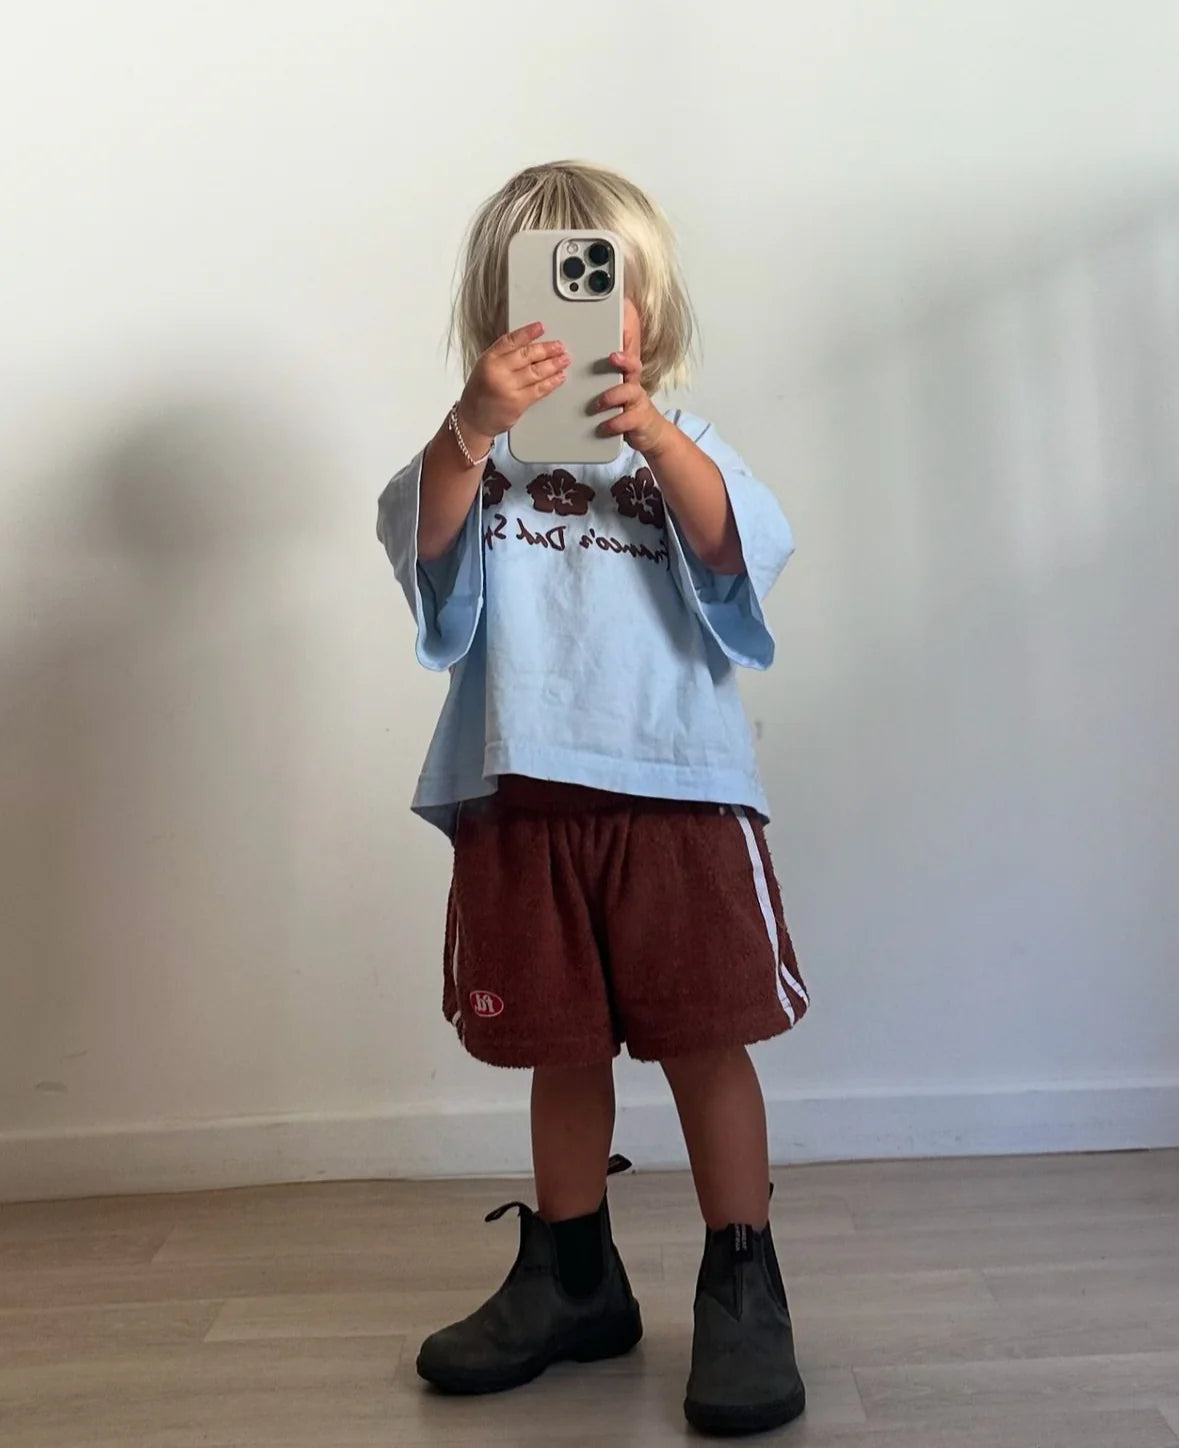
[416,1191,643,1395]
[684,1221,806,1436]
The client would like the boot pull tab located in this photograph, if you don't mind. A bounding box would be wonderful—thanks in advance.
[484,1158,631,1222]
[733,1223,754,1261]
[484,1200,529,1224]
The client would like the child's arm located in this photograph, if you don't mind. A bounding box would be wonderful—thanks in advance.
[594,347,744,575]
[418,323,568,561]
[638,426,743,575]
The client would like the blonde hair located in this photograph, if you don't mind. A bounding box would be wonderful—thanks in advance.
[451,160,694,394]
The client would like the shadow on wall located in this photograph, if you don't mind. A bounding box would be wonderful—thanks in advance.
[0,388,338,1130]
[89,400,333,564]
[754,199,1179,1089]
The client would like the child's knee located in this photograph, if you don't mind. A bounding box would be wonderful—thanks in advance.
[661,1044,752,1086]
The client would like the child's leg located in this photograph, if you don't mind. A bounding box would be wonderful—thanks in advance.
[417,1055,641,1393]
[531,1061,615,1219]
[666,1046,806,1435]
[662,1046,770,1229]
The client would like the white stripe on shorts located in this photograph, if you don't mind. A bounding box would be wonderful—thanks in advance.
[731,806,795,1024]
[780,956,810,1007]
[447,916,463,1030]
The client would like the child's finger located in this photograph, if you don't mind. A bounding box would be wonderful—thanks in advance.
[527,370,568,401]
[598,404,644,436]
[594,381,642,413]
[492,322,545,354]
[610,350,642,382]
[508,339,568,372]
[516,354,569,388]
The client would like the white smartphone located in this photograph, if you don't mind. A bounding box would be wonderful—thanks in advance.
[507,229,625,466]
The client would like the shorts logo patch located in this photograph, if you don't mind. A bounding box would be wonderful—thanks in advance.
[470,990,505,1019]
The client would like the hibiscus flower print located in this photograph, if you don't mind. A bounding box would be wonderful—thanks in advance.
[482,459,511,508]
[611,467,666,529]
[527,469,595,517]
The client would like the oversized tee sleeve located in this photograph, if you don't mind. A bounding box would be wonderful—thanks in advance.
[663,411,794,670]
[376,452,484,671]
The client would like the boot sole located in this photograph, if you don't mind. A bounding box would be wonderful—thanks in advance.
[417,1303,644,1396]
[684,1382,807,1437]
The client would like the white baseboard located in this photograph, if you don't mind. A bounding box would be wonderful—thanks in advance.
[2,1079,1177,1202]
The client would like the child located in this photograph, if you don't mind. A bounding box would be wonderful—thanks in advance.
[377,161,809,1437]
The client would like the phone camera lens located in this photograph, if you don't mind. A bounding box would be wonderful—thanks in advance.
[587,241,611,267]
[562,256,586,280]
[587,269,611,295]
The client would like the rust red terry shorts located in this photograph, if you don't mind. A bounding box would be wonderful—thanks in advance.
[442,777,809,1068]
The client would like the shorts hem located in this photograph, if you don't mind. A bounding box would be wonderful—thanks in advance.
[453,1002,809,1070]
[458,1032,622,1071]
[626,1003,808,1065]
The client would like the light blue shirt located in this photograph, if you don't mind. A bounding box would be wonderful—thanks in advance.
[377,410,793,837]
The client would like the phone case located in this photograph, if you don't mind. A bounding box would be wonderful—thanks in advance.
[507,229,625,465]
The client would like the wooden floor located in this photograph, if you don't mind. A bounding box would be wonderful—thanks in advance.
[1,1152,1178,1446]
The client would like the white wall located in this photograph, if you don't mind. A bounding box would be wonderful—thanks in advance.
[3,0,1178,1199]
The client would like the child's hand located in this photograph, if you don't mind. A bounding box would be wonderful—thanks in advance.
[593,335,672,458]
[458,323,569,442]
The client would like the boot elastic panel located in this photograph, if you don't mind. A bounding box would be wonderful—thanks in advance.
[697,1222,760,1318]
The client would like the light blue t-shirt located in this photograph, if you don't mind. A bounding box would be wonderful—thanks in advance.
[377,410,793,837]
